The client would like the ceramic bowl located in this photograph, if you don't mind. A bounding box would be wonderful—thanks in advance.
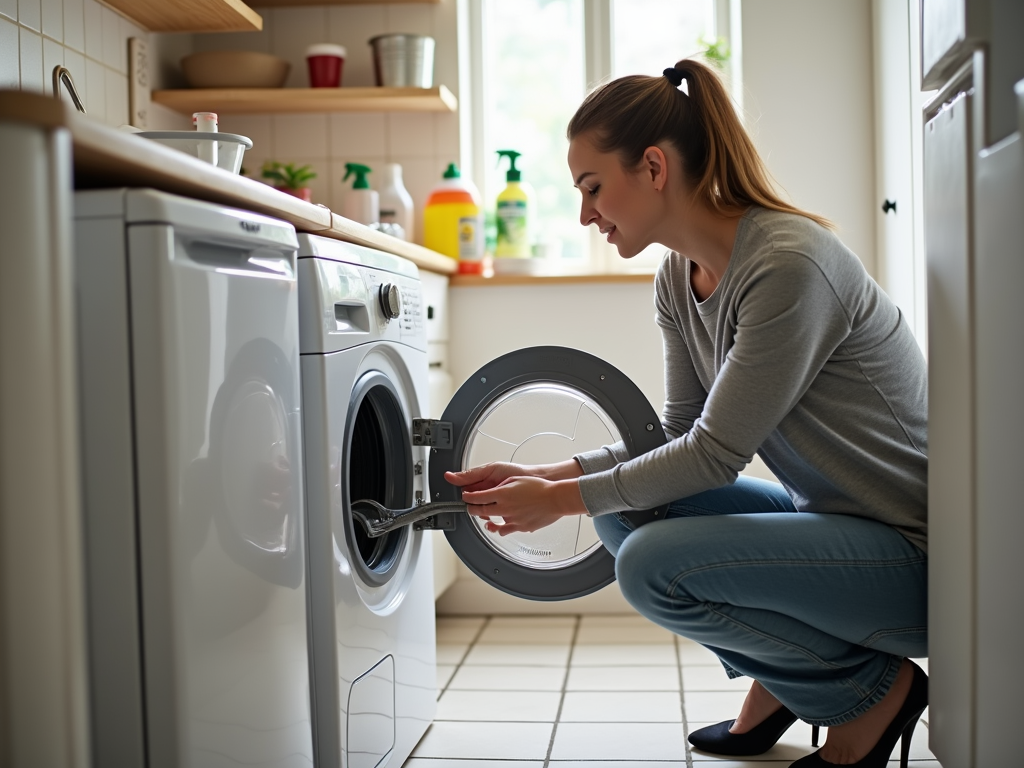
[181,51,291,89]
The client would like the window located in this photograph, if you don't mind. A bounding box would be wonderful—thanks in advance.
[470,0,721,273]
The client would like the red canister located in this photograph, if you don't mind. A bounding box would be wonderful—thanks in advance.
[306,44,346,88]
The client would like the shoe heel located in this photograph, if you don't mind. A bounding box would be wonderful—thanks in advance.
[899,714,921,768]
[811,724,819,747]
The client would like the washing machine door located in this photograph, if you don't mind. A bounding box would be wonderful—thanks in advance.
[429,346,668,601]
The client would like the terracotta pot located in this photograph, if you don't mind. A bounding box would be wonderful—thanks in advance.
[277,187,312,203]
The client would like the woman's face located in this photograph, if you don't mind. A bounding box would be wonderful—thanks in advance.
[567,133,665,259]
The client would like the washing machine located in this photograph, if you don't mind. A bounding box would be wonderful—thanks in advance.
[297,234,435,768]
[74,189,313,767]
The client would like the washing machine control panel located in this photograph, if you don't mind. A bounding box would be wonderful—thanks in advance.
[365,271,425,348]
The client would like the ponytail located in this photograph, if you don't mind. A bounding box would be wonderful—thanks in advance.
[567,57,832,229]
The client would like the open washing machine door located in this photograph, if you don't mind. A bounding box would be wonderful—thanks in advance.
[426,346,667,601]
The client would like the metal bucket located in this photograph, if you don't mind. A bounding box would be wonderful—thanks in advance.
[369,34,435,88]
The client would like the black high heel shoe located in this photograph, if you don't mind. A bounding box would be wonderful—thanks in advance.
[688,705,820,756]
[788,660,928,768]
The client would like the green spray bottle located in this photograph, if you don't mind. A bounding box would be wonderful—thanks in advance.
[341,162,379,226]
[495,150,533,260]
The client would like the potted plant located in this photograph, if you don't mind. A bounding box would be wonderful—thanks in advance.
[261,161,317,202]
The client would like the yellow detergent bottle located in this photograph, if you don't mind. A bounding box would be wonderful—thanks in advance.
[494,150,533,268]
[423,163,484,273]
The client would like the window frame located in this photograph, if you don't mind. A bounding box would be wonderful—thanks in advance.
[462,0,738,275]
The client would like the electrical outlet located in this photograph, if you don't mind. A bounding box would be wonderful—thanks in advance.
[128,37,150,129]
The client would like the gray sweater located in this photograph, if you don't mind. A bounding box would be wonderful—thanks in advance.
[575,206,929,551]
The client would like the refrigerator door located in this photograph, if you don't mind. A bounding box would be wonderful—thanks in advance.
[925,90,975,767]
[973,92,1024,767]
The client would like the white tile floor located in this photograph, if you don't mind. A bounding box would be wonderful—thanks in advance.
[404,614,941,768]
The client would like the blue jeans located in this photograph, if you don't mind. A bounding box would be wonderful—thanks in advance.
[593,476,928,727]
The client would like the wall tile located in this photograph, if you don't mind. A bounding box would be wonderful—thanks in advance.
[433,111,460,159]
[431,0,458,93]
[105,65,126,125]
[329,112,387,157]
[120,17,144,62]
[40,0,60,39]
[273,113,328,158]
[327,4,385,88]
[0,0,15,22]
[18,0,39,31]
[384,3,434,36]
[42,35,62,90]
[219,115,273,158]
[100,5,120,71]
[388,111,435,158]
[269,6,329,89]
[82,0,100,60]
[18,26,42,90]
[0,17,19,88]
[84,55,105,120]
[62,0,83,51]
[62,46,85,105]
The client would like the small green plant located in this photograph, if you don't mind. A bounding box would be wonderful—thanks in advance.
[261,161,317,190]
[698,35,730,69]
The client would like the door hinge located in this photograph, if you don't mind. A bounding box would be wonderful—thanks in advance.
[412,419,453,449]
[413,511,458,532]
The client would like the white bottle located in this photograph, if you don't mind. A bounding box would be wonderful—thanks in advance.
[378,163,415,241]
[341,163,380,226]
[192,111,218,166]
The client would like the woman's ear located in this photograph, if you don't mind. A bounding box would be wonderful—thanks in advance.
[643,146,669,192]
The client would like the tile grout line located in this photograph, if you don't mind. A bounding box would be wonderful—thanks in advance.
[437,615,492,702]
[676,635,694,768]
[541,613,581,768]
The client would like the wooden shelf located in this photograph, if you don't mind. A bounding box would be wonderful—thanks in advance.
[152,85,457,115]
[103,0,262,33]
[450,273,656,287]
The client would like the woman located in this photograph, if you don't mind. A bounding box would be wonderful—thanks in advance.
[446,58,928,768]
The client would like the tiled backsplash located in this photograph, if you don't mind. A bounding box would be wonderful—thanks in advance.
[1,0,462,244]
[196,2,462,244]
[0,0,188,129]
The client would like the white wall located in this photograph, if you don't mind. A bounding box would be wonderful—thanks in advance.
[739,0,877,276]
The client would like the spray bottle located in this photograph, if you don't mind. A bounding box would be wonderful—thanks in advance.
[341,163,379,226]
[494,150,533,265]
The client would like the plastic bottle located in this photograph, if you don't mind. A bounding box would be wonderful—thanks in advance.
[494,150,533,265]
[423,163,484,273]
[378,163,414,242]
[341,163,379,226]
[192,111,218,166]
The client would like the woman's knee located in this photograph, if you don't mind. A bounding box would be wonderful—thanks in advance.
[592,513,633,557]
[614,522,675,610]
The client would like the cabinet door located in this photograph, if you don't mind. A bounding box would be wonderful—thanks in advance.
[924,89,975,768]
[874,0,919,336]
[430,347,668,601]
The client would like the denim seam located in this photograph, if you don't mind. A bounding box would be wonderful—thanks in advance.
[860,625,928,648]
[665,556,926,594]
[697,603,859,686]
[800,655,904,727]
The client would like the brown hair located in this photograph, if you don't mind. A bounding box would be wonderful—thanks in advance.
[567,57,832,229]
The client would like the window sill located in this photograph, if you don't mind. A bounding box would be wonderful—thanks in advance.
[449,272,656,287]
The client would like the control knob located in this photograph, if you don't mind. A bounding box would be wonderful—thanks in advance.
[378,283,402,321]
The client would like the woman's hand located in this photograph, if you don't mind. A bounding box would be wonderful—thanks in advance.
[460,476,588,536]
[444,458,585,494]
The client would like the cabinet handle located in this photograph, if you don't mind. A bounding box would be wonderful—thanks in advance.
[882,199,897,214]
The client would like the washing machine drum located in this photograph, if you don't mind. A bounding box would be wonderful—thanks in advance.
[429,346,668,602]
[343,371,413,587]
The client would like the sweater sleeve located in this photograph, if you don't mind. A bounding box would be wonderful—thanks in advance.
[577,252,852,516]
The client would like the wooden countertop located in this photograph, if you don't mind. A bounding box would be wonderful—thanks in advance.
[449,272,656,287]
[0,90,455,276]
